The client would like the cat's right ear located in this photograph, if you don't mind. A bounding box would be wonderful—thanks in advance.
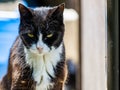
[18,4,33,20]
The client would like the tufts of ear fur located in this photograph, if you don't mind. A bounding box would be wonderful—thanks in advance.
[18,4,33,23]
[54,3,65,15]
[48,3,65,21]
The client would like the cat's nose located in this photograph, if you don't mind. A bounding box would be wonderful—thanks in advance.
[37,47,43,53]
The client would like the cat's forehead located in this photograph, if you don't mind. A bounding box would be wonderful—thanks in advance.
[33,7,51,21]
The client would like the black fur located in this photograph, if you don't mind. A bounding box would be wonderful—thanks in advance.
[0,3,67,90]
[19,3,64,49]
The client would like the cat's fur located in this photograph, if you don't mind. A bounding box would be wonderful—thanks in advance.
[0,3,67,90]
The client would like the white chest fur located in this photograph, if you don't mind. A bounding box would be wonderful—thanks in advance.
[25,45,63,90]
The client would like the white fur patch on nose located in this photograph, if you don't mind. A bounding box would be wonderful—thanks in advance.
[37,33,44,48]
[36,33,50,54]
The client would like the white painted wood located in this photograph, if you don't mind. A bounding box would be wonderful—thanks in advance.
[81,0,107,90]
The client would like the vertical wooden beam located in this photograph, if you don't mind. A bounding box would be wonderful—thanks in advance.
[77,0,82,90]
[81,0,107,90]
[107,0,119,90]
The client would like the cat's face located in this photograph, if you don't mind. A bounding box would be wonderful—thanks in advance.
[18,4,65,55]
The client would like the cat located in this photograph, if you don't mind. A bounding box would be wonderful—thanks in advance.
[0,3,67,90]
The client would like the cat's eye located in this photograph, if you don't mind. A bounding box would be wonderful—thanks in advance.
[28,33,34,38]
[47,34,53,38]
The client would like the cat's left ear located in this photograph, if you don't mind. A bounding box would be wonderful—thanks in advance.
[18,4,33,21]
[48,3,65,20]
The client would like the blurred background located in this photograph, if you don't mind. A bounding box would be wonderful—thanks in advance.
[0,0,119,90]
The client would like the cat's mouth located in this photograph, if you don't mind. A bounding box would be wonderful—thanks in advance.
[26,44,51,55]
[28,47,51,55]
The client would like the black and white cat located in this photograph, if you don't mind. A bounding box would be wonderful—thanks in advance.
[0,3,67,90]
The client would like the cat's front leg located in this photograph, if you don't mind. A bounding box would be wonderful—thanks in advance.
[11,63,35,90]
[11,79,35,90]
[52,82,65,90]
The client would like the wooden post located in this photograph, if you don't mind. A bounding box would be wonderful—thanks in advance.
[81,0,107,90]
[107,0,119,90]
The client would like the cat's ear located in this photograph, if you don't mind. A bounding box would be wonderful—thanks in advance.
[48,3,65,20]
[18,4,33,21]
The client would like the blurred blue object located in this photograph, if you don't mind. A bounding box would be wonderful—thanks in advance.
[0,12,19,79]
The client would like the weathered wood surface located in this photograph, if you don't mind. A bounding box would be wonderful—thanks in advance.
[81,0,107,90]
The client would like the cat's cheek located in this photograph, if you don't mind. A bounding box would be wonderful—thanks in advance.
[29,49,39,54]
[26,44,38,54]
[41,44,51,54]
